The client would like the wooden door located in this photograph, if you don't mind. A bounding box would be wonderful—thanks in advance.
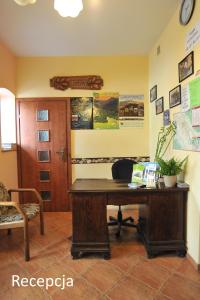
[17,98,71,212]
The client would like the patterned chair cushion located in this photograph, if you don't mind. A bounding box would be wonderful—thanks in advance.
[0,182,11,217]
[0,203,40,223]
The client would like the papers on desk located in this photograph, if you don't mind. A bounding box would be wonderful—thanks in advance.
[128,183,144,189]
[177,182,189,188]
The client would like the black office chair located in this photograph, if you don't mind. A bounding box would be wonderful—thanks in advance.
[108,159,137,237]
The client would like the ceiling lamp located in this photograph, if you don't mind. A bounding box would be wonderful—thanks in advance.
[14,0,36,6]
[13,0,83,18]
[54,0,83,18]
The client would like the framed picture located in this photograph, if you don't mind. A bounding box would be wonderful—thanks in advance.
[71,97,93,129]
[163,109,170,126]
[150,85,157,102]
[169,85,181,108]
[155,97,164,115]
[178,51,194,82]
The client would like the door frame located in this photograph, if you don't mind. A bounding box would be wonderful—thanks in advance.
[16,97,72,193]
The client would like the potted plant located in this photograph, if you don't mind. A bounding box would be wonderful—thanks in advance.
[154,122,176,162]
[157,157,188,187]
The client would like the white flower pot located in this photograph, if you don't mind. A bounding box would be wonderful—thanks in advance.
[163,175,177,188]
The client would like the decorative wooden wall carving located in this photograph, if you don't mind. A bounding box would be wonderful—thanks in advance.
[50,75,103,90]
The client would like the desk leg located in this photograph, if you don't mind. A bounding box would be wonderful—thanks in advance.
[71,193,110,259]
[138,193,187,258]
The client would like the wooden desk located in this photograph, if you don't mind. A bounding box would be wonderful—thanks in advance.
[69,179,189,259]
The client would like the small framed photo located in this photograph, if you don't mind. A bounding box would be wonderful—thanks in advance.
[150,85,157,102]
[178,51,194,83]
[169,85,181,108]
[155,97,164,115]
[163,109,170,126]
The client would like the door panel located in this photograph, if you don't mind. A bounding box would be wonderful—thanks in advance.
[17,99,71,212]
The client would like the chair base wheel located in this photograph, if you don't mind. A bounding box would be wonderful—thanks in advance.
[116,231,120,238]
[108,214,135,237]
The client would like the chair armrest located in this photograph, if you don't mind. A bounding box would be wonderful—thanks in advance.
[9,188,38,193]
[0,201,18,207]
[0,201,27,221]
[8,188,43,210]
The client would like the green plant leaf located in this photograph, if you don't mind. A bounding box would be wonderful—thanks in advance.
[157,156,188,176]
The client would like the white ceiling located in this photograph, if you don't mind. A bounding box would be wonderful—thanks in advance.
[0,0,180,57]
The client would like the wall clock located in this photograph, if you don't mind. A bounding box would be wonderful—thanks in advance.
[179,0,195,25]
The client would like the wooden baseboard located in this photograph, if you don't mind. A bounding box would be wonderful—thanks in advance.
[187,253,200,272]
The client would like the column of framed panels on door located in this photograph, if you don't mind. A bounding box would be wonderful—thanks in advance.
[36,109,51,203]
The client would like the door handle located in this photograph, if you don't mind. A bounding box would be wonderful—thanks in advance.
[56,147,67,161]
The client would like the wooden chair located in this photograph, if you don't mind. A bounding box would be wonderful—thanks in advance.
[0,182,44,261]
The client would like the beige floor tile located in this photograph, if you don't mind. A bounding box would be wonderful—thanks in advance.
[154,292,172,300]
[152,255,184,271]
[35,260,77,295]
[175,259,200,284]
[52,277,102,300]
[83,261,123,293]
[161,273,200,300]
[106,274,156,300]
[128,258,171,289]
[1,285,50,300]
[0,262,29,296]
[107,245,143,273]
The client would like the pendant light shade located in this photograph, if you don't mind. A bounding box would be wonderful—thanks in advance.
[14,0,37,6]
[14,0,83,18]
[54,0,83,18]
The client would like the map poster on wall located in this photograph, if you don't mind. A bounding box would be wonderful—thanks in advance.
[93,92,119,129]
[71,97,93,129]
[192,107,200,127]
[119,95,144,128]
[173,111,200,152]
[189,77,200,107]
[181,84,190,112]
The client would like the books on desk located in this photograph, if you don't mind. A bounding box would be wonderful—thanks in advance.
[131,162,159,188]
[131,164,145,184]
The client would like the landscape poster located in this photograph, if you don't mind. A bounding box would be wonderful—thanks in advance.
[93,92,119,129]
[119,95,144,128]
[71,97,93,129]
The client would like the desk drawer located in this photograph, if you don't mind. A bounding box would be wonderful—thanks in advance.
[107,193,148,205]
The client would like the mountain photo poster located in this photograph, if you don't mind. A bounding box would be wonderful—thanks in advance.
[71,97,93,129]
[119,94,144,128]
[93,92,119,129]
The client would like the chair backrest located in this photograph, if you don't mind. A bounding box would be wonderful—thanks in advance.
[0,182,10,201]
[112,159,136,182]
[0,182,11,217]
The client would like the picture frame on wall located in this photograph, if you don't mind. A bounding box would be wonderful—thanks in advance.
[163,109,170,126]
[178,51,194,83]
[71,97,93,129]
[150,85,157,102]
[169,85,181,108]
[155,97,164,115]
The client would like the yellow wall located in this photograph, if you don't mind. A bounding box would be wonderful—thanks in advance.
[0,41,18,189]
[16,56,149,181]
[0,41,16,94]
[149,0,200,264]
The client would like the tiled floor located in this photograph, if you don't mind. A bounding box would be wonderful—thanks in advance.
[0,211,200,300]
